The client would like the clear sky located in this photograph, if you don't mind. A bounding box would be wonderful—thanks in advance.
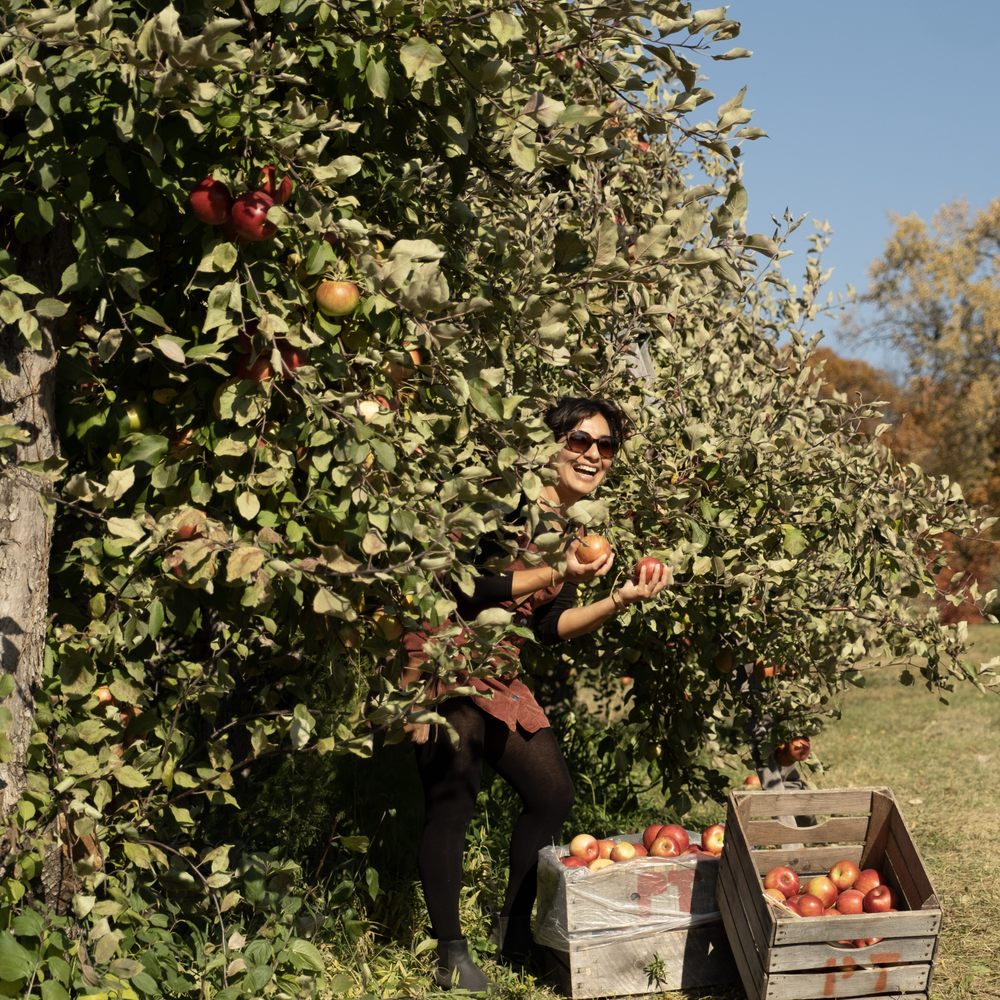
[699,0,1000,372]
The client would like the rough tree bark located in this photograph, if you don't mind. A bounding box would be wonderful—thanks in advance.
[0,238,62,820]
[0,326,58,819]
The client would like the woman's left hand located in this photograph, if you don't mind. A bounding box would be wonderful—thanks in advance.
[613,561,672,607]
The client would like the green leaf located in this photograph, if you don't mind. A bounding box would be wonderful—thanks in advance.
[400,37,446,83]
[366,58,390,99]
[123,840,152,868]
[509,134,536,171]
[121,434,169,467]
[107,517,145,543]
[35,297,68,318]
[227,545,266,582]
[283,938,325,973]
[0,931,33,981]
[313,587,351,617]
[114,765,150,788]
[312,156,363,183]
[489,11,523,44]
[236,492,261,521]
[782,524,807,557]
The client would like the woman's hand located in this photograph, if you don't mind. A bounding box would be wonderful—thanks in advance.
[613,561,672,607]
[564,539,615,583]
[404,720,431,744]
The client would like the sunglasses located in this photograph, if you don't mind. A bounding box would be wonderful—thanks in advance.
[564,430,616,460]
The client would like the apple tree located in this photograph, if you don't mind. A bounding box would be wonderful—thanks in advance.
[0,0,995,995]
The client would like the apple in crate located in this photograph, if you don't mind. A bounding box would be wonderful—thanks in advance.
[610,841,638,863]
[700,823,725,856]
[863,885,895,912]
[804,875,838,909]
[763,865,800,899]
[835,889,866,915]
[829,859,862,891]
[568,834,599,863]
[854,869,882,895]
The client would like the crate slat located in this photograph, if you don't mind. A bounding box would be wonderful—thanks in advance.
[751,844,865,876]
[766,935,937,972]
[766,961,930,999]
[771,907,940,945]
[745,815,869,848]
[717,856,767,999]
[738,787,878,819]
[860,789,894,868]
[885,803,938,909]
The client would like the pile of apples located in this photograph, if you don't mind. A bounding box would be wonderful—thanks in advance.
[762,859,898,947]
[561,822,724,872]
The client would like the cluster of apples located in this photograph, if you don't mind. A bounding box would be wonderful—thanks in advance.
[561,822,724,872]
[189,166,293,242]
[763,859,898,946]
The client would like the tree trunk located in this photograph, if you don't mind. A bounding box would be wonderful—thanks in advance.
[0,305,60,821]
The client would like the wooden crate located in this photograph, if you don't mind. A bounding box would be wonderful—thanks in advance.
[535,838,737,997]
[543,918,736,999]
[716,787,941,1000]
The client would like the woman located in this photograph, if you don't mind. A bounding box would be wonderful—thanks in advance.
[403,396,669,993]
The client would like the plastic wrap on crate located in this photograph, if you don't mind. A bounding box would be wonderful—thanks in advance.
[534,834,723,951]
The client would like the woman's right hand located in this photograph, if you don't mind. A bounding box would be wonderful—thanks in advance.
[563,539,614,583]
[404,720,431,745]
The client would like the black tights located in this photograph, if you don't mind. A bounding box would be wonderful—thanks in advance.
[414,698,575,941]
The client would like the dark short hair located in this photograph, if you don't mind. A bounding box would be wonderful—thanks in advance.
[543,396,628,451]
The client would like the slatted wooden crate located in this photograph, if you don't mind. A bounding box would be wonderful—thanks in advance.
[716,787,941,1000]
[535,837,737,997]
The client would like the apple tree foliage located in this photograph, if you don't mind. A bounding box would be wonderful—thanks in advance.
[0,0,996,995]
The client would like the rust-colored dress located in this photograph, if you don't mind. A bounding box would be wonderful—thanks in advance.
[402,541,578,733]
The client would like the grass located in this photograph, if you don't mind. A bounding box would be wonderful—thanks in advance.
[328,626,1000,1000]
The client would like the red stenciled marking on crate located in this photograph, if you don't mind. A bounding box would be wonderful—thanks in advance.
[635,868,693,916]
[823,952,901,996]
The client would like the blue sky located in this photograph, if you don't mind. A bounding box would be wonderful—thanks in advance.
[699,1,1000,372]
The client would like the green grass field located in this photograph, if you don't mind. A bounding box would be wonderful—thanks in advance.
[328,626,1000,1000]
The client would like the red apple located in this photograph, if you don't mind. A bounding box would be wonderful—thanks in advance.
[782,895,801,915]
[235,353,273,382]
[835,889,866,915]
[632,843,648,857]
[230,191,277,242]
[633,556,665,584]
[576,534,612,565]
[763,865,800,899]
[863,885,895,913]
[259,164,293,205]
[776,737,811,767]
[278,344,308,374]
[648,835,681,858]
[658,824,689,853]
[829,859,862,891]
[568,834,599,863]
[853,869,882,895]
[853,937,882,948]
[804,875,838,909]
[743,773,761,789]
[596,839,615,860]
[561,856,588,868]
[610,841,637,863]
[700,823,725,856]
[315,279,361,317]
[642,824,666,851]
[189,177,232,225]
[796,894,824,917]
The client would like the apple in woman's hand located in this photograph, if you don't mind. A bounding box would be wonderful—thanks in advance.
[633,555,666,583]
[576,534,612,565]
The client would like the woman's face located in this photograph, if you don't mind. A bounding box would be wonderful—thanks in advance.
[553,412,615,501]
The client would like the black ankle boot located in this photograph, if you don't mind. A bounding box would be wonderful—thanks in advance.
[434,937,492,993]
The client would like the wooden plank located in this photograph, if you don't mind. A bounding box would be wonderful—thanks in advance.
[772,908,941,945]
[738,787,879,819]
[717,853,770,968]
[766,935,938,972]
[722,798,774,943]
[885,802,938,909]
[551,920,735,998]
[751,845,865,876]
[765,962,929,999]
[717,857,767,1000]
[860,788,893,869]
[745,815,869,848]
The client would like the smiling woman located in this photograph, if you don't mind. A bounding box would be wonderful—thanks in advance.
[400,395,671,993]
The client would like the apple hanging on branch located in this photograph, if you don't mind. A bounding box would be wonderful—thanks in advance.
[315,279,362,317]
[230,191,277,243]
[189,177,233,225]
[259,164,294,205]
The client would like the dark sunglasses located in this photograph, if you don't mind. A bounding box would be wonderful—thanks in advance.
[564,430,616,460]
